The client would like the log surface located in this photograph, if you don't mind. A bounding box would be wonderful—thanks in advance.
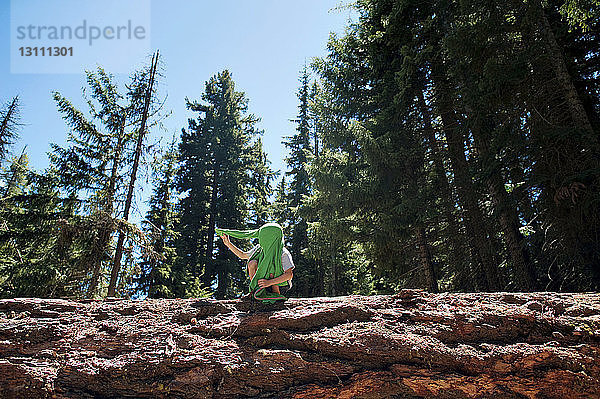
[1,290,600,398]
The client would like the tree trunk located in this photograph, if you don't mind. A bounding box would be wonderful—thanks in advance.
[2,292,599,398]
[330,243,337,296]
[86,217,111,298]
[215,267,227,300]
[108,50,159,297]
[487,171,535,290]
[432,67,501,291]
[468,114,536,291]
[314,124,319,160]
[442,119,500,291]
[416,226,438,293]
[417,92,473,291]
[317,258,325,296]
[536,4,594,134]
[203,165,220,288]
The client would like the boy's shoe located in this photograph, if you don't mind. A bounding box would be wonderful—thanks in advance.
[238,293,253,302]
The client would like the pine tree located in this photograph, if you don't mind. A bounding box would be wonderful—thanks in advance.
[1,147,28,198]
[303,61,374,295]
[172,70,259,298]
[50,69,131,296]
[272,176,290,228]
[305,0,600,293]
[170,116,211,298]
[49,59,163,297]
[0,154,81,298]
[517,0,600,290]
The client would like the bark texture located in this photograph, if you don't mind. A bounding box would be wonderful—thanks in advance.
[1,291,599,398]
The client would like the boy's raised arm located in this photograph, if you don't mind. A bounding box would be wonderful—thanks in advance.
[219,234,249,259]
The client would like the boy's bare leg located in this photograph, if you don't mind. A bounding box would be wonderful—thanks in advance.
[247,260,258,280]
[239,260,258,301]
[269,273,280,294]
[247,264,281,294]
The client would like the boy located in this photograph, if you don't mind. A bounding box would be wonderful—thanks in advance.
[216,223,294,298]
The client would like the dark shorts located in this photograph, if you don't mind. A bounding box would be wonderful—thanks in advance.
[277,285,290,294]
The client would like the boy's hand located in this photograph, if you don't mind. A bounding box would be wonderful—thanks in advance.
[221,234,231,246]
[257,279,272,288]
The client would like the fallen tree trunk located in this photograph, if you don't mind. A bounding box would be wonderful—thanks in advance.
[1,290,599,398]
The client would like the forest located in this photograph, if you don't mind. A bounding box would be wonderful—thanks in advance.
[1,0,599,300]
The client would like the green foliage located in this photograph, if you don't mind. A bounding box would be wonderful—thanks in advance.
[0,58,164,299]
[0,158,82,297]
[0,96,21,164]
[281,66,320,296]
[248,138,277,226]
[47,66,154,297]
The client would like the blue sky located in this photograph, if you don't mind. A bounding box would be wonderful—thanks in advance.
[1,0,355,218]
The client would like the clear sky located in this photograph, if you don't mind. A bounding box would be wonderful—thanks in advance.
[1,0,355,218]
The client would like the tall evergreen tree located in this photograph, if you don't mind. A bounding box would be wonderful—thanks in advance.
[49,68,132,297]
[272,176,290,228]
[0,154,81,298]
[305,0,599,293]
[109,50,161,297]
[172,70,260,298]
[49,59,163,298]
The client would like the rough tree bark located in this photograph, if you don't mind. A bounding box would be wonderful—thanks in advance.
[535,4,594,134]
[1,291,599,399]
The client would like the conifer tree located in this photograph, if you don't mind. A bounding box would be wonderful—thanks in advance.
[248,138,277,226]
[272,176,290,228]
[49,69,131,297]
[306,0,600,293]
[0,154,80,298]
[50,59,163,297]
[172,70,259,298]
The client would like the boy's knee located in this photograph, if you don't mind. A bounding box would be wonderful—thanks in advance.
[248,260,258,277]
